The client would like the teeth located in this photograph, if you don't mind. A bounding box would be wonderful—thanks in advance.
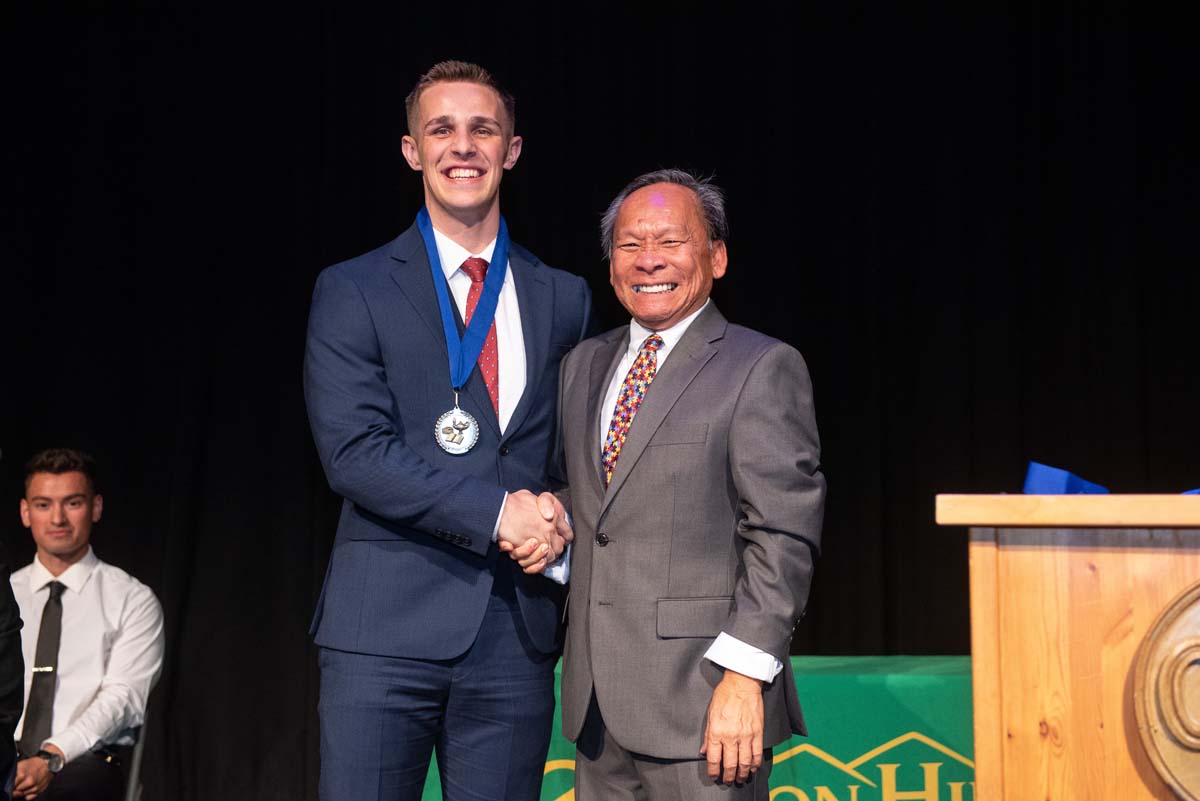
[447,168,481,179]
[634,283,676,294]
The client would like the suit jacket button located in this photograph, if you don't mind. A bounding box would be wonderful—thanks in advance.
[499,445,510,456]
[596,532,609,546]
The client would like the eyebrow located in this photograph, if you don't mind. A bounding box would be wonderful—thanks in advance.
[423,115,503,131]
[616,223,690,239]
[28,493,88,502]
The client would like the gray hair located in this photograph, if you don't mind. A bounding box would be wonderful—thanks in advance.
[599,168,729,259]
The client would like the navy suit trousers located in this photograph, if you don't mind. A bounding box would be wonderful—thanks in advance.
[317,563,557,801]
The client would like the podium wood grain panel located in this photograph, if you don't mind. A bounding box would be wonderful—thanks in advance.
[946,496,1200,801]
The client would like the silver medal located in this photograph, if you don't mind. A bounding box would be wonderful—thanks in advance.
[435,393,480,455]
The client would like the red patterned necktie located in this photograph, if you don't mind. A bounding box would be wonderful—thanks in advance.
[460,257,500,415]
[601,334,664,486]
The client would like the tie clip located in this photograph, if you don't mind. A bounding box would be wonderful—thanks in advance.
[31,666,55,673]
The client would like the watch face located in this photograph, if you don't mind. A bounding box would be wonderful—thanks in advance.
[37,751,64,773]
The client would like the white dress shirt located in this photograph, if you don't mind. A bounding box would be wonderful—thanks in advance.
[10,547,164,763]
[600,301,784,683]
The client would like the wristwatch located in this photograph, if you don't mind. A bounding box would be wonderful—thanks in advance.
[35,749,64,773]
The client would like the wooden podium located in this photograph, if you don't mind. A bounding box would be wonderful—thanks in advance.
[937,495,1200,801]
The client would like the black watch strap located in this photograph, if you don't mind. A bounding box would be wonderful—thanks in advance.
[35,749,64,773]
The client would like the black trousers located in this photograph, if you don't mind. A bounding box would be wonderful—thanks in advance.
[17,751,125,801]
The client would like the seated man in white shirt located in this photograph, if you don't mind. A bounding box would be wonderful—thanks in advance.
[10,449,164,801]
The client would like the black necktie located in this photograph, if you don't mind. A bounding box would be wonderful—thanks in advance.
[19,581,66,756]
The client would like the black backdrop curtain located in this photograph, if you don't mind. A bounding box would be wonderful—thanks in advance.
[2,4,1195,799]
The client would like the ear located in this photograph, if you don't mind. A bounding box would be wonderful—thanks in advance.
[92,493,104,524]
[19,499,30,529]
[401,135,423,172]
[710,240,728,279]
[503,135,523,170]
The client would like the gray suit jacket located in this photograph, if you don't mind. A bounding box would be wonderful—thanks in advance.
[557,303,826,759]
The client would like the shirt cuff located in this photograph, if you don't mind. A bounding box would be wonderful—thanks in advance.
[491,492,508,543]
[542,543,570,585]
[43,733,87,765]
[704,632,784,682]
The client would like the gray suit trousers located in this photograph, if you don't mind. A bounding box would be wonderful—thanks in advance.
[575,695,771,801]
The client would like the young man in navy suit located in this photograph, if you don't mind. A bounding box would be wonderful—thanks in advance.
[304,61,592,801]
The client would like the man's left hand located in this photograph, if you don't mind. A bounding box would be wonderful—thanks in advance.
[12,753,54,799]
[700,669,764,784]
[502,537,552,572]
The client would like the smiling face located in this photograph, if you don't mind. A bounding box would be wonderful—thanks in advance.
[401,81,522,231]
[609,183,728,331]
[20,470,103,575]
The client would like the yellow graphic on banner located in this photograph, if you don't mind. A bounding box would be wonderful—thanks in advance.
[844,732,974,770]
[540,732,974,801]
[542,759,576,801]
[768,731,975,801]
[772,743,877,785]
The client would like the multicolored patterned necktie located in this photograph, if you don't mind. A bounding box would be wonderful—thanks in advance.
[601,334,664,487]
[460,257,500,415]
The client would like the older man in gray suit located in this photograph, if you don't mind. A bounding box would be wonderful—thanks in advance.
[553,169,825,800]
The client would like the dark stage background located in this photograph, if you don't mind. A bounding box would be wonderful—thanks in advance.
[2,4,1196,799]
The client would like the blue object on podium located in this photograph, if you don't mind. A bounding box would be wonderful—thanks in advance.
[1023,461,1109,494]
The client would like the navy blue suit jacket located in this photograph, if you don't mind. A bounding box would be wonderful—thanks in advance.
[304,223,592,659]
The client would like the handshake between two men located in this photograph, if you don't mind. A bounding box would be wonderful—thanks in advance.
[497,489,572,574]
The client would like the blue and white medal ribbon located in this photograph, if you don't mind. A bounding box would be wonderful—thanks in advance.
[416,207,510,454]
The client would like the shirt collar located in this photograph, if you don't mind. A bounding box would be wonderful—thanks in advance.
[626,299,711,354]
[432,227,498,281]
[28,546,99,595]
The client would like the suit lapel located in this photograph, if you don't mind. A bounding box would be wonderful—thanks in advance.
[587,331,628,492]
[598,305,726,519]
[502,250,550,443]
[388,224,500,437]
[387,226,446,348]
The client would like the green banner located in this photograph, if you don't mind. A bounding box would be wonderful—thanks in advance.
[423,656,974,801]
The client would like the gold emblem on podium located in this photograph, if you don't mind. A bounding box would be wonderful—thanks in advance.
[1134,580,1200,801]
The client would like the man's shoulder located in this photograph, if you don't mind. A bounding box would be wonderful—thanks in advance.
[92,558,162,610]
[317,226,421,285]
[587,324,628,345]
[724,322,786,350]
[723,322,804,360]
[8,562,31,589]
[566,326,624,362]
[510,241,588,291]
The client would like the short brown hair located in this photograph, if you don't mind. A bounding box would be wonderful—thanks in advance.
[24,448,99,493]
[404,60,516,138]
